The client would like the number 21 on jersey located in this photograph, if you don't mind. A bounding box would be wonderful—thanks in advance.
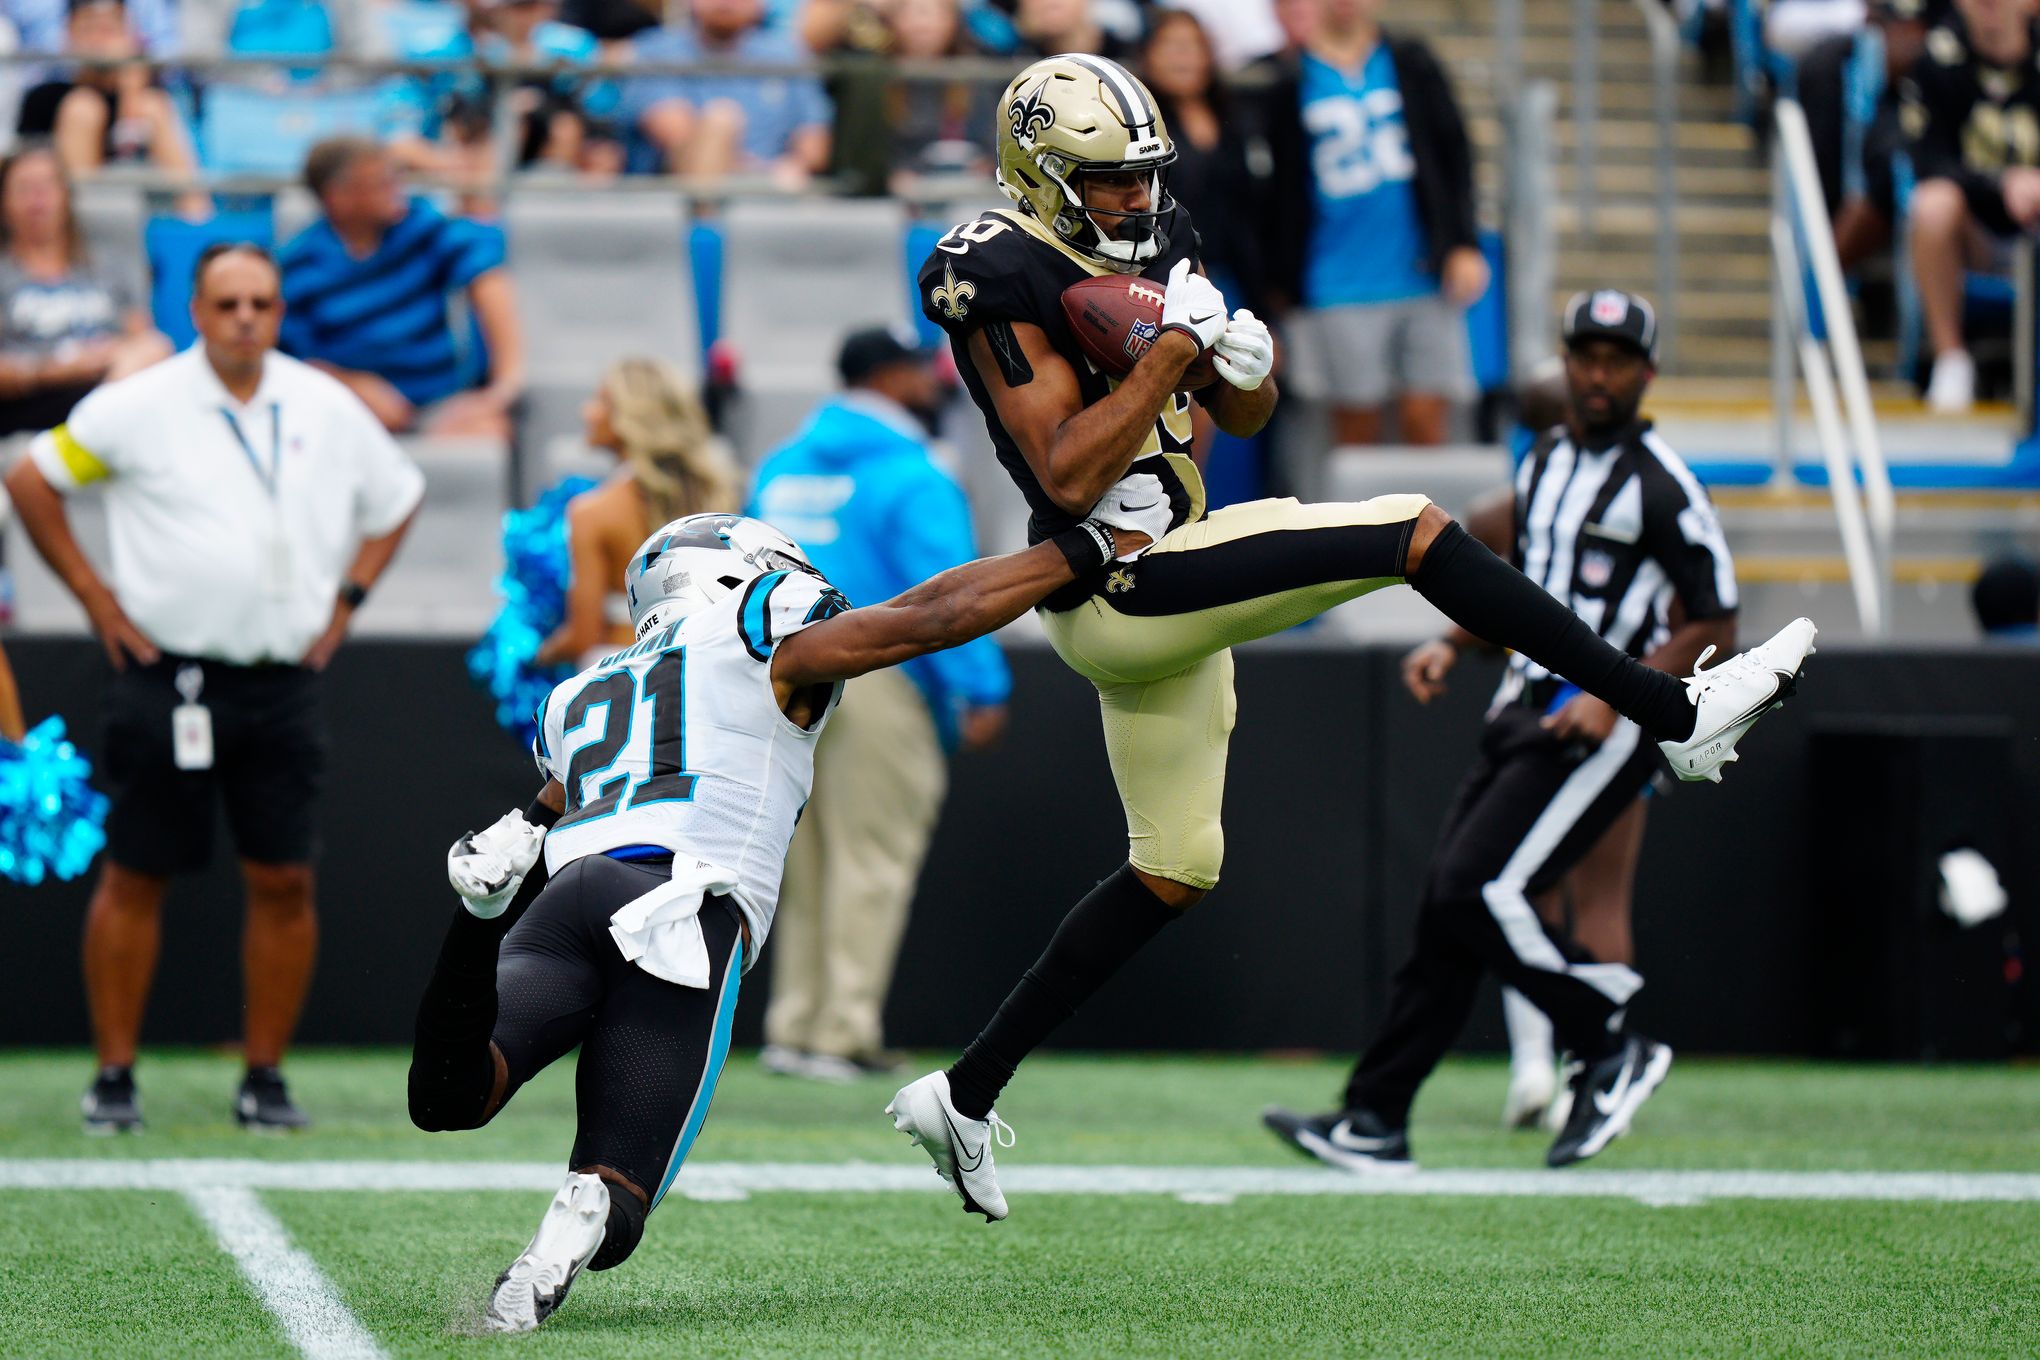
[556,649,695,829]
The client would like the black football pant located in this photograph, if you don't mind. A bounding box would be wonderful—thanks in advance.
[1341,706,1659,1127]
[409,854,745,1247]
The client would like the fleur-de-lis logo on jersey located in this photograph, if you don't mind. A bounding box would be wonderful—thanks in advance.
[1105,569,1136,594]
[932,260,976,322]
[1008,79,1055,150]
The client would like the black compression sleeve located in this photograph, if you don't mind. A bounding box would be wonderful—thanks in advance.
[1410,520,1696,743]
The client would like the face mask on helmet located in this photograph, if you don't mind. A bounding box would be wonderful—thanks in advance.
[624,514,814,635]
[1051,159,1176,267]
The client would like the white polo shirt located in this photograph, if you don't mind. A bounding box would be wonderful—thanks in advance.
[29,346,426,665]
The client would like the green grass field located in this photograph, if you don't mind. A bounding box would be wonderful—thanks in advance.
[4,1048,2038,1357]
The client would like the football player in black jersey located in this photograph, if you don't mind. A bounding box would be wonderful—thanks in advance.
[885,52,1819,1222]
[1899,0,2040,412]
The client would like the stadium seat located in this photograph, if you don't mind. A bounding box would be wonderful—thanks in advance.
[71,182,146,280]
[143,208,277,346]
[198,83,383,176]
[719,198,910,463]
[505,191,699,493]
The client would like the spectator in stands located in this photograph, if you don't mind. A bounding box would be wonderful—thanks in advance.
[7,0,176,55]
[557,0,659,41]
[279,136,525,436]
[16,0,202,196]
[1900,0,2040,413]
[1013,0,1131,59]
[1156,0,1285,70]
[1971,554,2040,640]
[1765,0,1870,58]
[535,357,740,666]
[751,324,1010,1082]
[812,0,995,194]
[0,144,169,436]
[180,0,377,58]
[1139,9,1260,311]
[625,0,832,183]
[1799,0,1931,271]
[384,0,624,202]
[1263,0,1485,446]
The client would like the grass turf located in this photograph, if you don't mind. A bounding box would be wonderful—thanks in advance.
[3,1049,2037,1357]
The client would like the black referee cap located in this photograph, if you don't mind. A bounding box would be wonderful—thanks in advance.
[1562,289,1659,364]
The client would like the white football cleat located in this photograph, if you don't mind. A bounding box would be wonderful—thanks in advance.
[483,1172,609,1334]
[886,1071,1014,1222]
[1658,617,1817,783]
[1502,1060,1557,1130]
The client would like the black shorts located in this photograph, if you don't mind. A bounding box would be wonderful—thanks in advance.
[102,656,326,874]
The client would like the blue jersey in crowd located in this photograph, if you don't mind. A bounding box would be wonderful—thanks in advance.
[1301,45,1434,308]
[380,11,619,143]
[750,392,1011,750]
[622,25,830,165]
[278,200,505,408]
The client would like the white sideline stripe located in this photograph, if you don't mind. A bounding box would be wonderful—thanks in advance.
[181,1186,388,1360]
[6,1160,2039,1205]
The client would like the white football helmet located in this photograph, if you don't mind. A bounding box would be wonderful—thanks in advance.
[624,513,815,635]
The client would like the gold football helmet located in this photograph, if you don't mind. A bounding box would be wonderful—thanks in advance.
[995,53,1177,272]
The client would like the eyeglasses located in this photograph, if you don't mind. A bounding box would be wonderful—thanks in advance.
[212,296,278,314]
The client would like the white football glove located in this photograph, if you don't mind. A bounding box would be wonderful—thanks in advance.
[1212,309,1274,391]
[1158,257,1228,351]
[447,809,547,920]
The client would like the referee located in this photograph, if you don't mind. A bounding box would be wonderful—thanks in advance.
[1264,290,1741,1170]
[4,243,424,1132]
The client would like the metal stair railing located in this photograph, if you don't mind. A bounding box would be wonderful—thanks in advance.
[1768,97,1895,635]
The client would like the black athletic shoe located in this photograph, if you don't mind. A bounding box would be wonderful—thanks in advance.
[1261,1106,1415,1173]
[1546,1035,1672,1168]
[234,1067,310,1131]
[81,1066,142,1135]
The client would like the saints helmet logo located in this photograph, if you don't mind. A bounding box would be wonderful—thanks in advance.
[1007,79,1056,151]
[932,260,976,322]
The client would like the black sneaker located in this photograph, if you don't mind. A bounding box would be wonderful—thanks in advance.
[1546,1035,1672,1168]
[1262,1105,1415,1173]
[81,1066,142,1135]
[234,1066,310,1131]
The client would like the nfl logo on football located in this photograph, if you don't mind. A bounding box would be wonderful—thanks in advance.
[1124,318,1159,363]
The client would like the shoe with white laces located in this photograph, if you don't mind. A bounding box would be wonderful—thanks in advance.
[1502,1060,1557,1131]
[1925,349,1976,414]
[886,1071,1015,1221]
[1658,617,1817,783]
[483,1172,609,1333]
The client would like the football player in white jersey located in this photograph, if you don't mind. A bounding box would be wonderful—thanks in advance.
[406,511,1124,1332]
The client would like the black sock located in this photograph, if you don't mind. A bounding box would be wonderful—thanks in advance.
[407,906,512,1131]
[946,865,1182,1119]
[1410,521,1695,742]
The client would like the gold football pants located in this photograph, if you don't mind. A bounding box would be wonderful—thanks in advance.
[1040,494,1432,889]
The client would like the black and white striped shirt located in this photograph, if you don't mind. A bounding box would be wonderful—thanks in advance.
[1495,419,1738,709]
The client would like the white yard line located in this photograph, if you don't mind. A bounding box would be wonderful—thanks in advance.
[180,1185,388,1360]
[3,1159,2036,1205]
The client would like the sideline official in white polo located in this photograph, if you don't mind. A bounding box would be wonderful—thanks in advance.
[4,242,424,1134]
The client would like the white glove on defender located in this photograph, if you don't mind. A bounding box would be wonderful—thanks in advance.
[1212,309,1274,391]
[448,809,547,920]
[1159,258,1228,350]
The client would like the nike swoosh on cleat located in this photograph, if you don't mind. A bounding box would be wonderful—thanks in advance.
[941,1107,986,1172]
[1328,1121,1393,1153]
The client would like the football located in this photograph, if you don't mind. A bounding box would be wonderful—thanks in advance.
[1060,274,1218,391]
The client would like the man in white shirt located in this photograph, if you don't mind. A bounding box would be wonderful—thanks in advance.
[4,243,424,1134]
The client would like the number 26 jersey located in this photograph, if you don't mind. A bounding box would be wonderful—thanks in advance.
[532,567,849,950]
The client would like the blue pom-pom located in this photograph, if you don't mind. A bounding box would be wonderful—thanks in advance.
[467,475,597,745]
[0,716,109,885]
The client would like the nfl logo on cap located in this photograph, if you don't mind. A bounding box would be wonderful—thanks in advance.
[1590,291,1629,326]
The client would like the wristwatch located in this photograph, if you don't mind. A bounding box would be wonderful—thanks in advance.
[337,580,370,609]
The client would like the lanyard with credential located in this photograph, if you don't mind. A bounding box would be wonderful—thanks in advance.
[220,403,282,499]
[221,403,294,602]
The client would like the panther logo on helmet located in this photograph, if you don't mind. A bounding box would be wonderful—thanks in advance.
[624,513,816,635]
